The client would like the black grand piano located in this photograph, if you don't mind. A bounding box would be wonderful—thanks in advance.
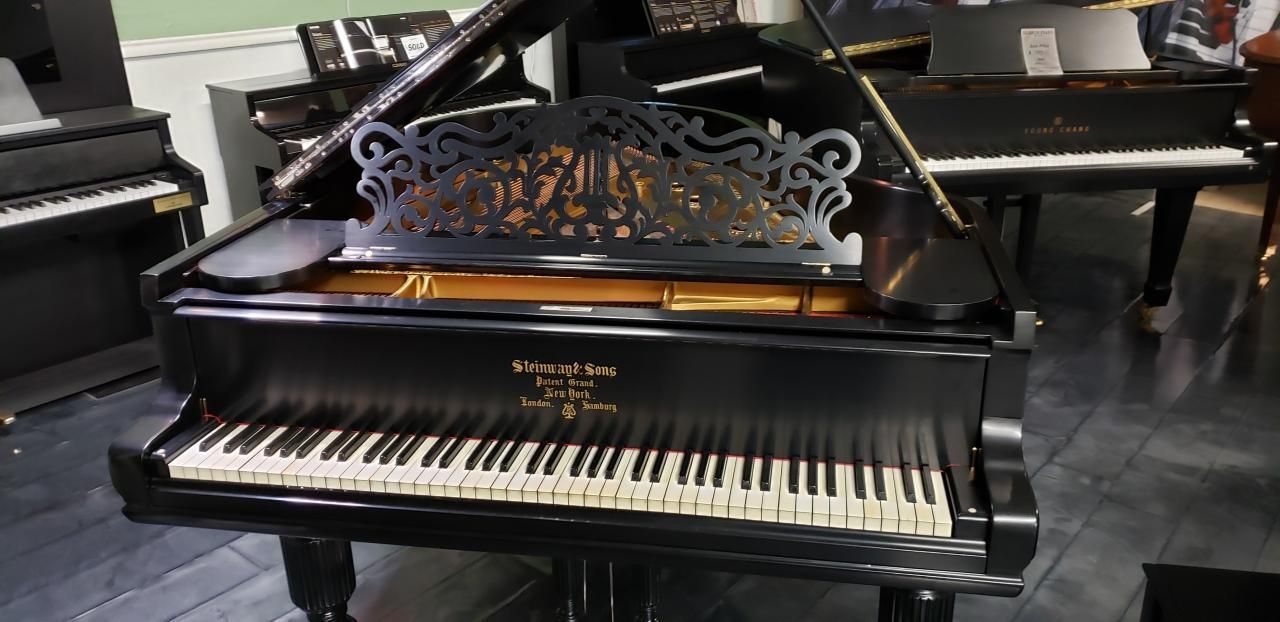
[109,1,1038,620]
[762,2,1276,320]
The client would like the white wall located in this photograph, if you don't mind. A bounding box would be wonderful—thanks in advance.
[120,2,796,233]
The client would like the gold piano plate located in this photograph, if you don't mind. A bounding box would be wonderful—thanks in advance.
[153,192,194,214]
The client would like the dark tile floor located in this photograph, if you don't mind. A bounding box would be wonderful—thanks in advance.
[3,190,1279,622]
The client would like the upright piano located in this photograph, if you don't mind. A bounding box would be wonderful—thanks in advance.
[762,3,1276,316]
[209,22,549,219]
[562,1,768,117]
[110,1,1038,621]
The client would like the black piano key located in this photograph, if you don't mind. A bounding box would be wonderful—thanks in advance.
[586,445,609,478]
[806,459,818,495]
[921,466,937,505]
[649,449,668,483]
[630,449,650,482]
[223,424,264,453]
[482,439,510,471]
[380,432,413,464]
[543,444,568,475]
[712,452,728,488]
[198,422,235,452]
[853,461,867,499]
[294,429,327,459]
[320,430,356,460]
[420,435,452,467]
[760,455,773,492]
[437,436,467,468]
[696,452,714,487]
[264,427,302,456]
[465,437,494,470]
[362,433,397,463]
[186,419,220,448]
[787,457,800,495]
[569,445,592,477]
[498,439,524,472]
[527,442,551,474]
[337,431,372,461]
[825,460,838,497]
[900,466,916,503]
[741,454,755,490]
[605,446,624,480]
[873,463,887,501]
[238,425,275,454]
[677,451,695,485]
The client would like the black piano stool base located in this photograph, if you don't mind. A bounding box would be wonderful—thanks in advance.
[554,558,587,622]
[877,588,956,622]
[279,537,356,622]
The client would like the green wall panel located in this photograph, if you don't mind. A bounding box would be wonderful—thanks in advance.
[111,0,474,41]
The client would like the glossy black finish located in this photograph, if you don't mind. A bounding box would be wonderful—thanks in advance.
[22,0,132,114]
[279,537,356,622]
[208,62,550,219]
[198,220,344,293]
[862,237,999,321]
[878,588,955,622]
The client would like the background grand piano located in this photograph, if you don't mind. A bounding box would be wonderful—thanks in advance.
[762,2,1276,323]
[0,0,206,417]
[109,1,1038,621]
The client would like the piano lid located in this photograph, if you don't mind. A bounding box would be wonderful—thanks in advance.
[269,0,591,197]
[928,3,1151,75]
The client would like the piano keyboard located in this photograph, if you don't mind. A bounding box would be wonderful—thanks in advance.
[0,178,181,229]
[167,423,954,537]
[654,65,764,94]
[920,144,1249,174]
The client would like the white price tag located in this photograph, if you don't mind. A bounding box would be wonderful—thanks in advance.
[1020,28,1063,76]
[401,34,429,60]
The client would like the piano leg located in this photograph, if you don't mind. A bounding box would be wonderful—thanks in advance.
[1016,195,1042,280]
[877,587,955,622]
[1144,187,1199,312]
[553,558,586,622]
[634,566,660,622]
[1259,174,1279,262]
[279,537,356,622]
[984,195,1008,236]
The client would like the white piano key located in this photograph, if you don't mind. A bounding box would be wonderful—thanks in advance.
[289,431,341,487]
[385,437,434,494]
[444,439,480,498]
[567,450,594,507]
[830,464,847,529]
[859,465,877,531]
[221,438,265,483]
[551,446,581,505]
[881,467,901,534]
[695,458,717,517]
[0,178,182,231]
[474,458,504,501]
[411,97,541,126]
[795,462,814,526]
[459,450,490,500]
[347,435,386,491]
[520,446,553,503]
[762,460,783,522]
[541,446,575,505]
[891,469,917,535]
[239,428,289,484]
[661,454,686,514]
[930,470,954,537]
[910,469,934,536]
[494,442,535,502]
[920,144,1248,174]
[812,463,830,527]
[649,450,679,512]
[584,447,612,507]
[744,458,764,521]
[629,450,658,511]
[617,450,648,511]
[779,460,798,524]
[679,455,702,516]
[601,449,636,510]
[714,456,739,519]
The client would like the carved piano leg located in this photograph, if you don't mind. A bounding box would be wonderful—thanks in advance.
[634,567,660,622]
[553,558,586,622]
[877,587,956,622]
[1142,187,1199,326]
[279,537,356,622]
